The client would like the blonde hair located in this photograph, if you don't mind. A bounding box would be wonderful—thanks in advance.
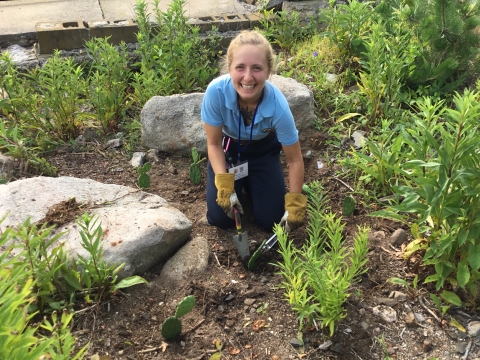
[221,30,276,74]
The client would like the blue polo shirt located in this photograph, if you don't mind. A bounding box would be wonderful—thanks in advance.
[201,74,298,146]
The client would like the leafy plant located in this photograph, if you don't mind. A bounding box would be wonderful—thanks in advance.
[28,51,89,141]
[75,213,148,303]
[133,0,219,106]
[258,9,317,53]
[0,220,88,359]
[85,37,132,134]
[161,295,196,340]
[372,90,480,305]
[275,181,369,335]
[137,162,151,189]
[189,147,205,184]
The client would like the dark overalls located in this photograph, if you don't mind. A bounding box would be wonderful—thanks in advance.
[205,132,286,232]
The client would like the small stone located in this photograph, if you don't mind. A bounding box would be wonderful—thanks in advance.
[389,291,407,301]
[304,150,312,158]
[118,350,124,355]
[468,321,480,337]
[375,297,398,307]
[361,321,369,330]
[372,305,397,323]
[217,305,224,312]
[358,308,366,315]
[131,152,146,167]
[456,342,468,354]
[226,320,235,327]
[405,312,416,327]
[330,343,344,354]
[289,338,303,347]
[168,165,177,174]
[351,130,366,149]
[318,340,332,350]
[225,294,235,302]
[244,298,256,306]
[390,228,408,246]
[105,338,111,347]
[423,339,432,352]
[106,138,123,148]
[325,73,338,83]
[387,347,395,355]
[181,341,185,347]
[414,313,425,323]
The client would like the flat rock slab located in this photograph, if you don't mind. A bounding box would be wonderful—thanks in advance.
[0,176,193,278]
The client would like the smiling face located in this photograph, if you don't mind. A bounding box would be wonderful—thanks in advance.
[228,44,270,106]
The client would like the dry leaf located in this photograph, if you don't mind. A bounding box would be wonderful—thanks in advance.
[233,261,240,267]
[245,344,252,349]
[160,341,168,352]
[228,346,241,355]
[298,354,307,359]
[272,356,279,360]
[252,319,266,332]
[239,273,246,279]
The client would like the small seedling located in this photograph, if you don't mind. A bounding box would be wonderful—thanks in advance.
[342,195,356,216]
[161,295,196,340]
[137,162,151,189]
[189,147,205,185]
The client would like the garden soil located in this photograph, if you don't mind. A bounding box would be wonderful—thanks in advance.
[35,127,476,360]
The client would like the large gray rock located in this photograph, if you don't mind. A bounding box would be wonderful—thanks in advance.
[140,75,316,154]
[0,177,192,278]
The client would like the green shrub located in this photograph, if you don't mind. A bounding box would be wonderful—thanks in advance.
[372,90,480,305]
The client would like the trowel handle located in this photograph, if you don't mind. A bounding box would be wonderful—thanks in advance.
[233,207,242,234]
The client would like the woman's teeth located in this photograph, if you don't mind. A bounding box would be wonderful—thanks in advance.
[242,84,255,90]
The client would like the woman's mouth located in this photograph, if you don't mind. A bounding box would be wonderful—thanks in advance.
[241,84,255,90]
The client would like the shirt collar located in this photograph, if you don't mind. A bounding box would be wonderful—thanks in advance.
[224,75,275,118]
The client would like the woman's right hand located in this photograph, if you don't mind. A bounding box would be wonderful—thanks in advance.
[215,173,243,218]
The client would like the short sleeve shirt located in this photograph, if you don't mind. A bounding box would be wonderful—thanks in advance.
[201,74,298,146]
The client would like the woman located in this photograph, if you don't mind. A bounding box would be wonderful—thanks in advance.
[201,30,306,233]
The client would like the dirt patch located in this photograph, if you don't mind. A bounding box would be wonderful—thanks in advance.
[26,127,471,360]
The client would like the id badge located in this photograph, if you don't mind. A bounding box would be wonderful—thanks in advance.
[228,161,248,180]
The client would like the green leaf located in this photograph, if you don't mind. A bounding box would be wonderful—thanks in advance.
[113,276,147,290]
[61,267,83,292]
[430,293,441,309]
[457,261,470,289]
[208,353,222,360]
[387,277,409,287]
[336,112,362,122]
[440,290,462,306]
[468,244,480,271]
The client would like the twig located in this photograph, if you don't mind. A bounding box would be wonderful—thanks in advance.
[74,304,97,315]
[139,345,165,354]
[461,340,472,360]
[332,176,354,192]
[418,296,442,323]
[183,318,205,335]
[399,326,406,338]
[213,251,221,267]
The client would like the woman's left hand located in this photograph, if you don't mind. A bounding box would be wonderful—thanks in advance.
[279,193,307,232]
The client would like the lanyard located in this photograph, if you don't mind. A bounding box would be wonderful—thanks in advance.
[237,90,264,161]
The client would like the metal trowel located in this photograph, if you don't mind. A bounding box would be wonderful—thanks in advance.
[232,207,250,263]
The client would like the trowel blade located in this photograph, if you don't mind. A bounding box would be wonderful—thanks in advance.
[233,231,250,263]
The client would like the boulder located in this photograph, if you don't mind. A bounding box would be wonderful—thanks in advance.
[0,176,192,278]
[140,75,316,154]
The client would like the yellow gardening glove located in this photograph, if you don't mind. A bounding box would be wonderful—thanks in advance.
[215,173,243,219]
[280,193,307,233]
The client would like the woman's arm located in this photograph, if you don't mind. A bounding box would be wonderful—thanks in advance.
[204,123,227,174]
[282,141,304,193]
